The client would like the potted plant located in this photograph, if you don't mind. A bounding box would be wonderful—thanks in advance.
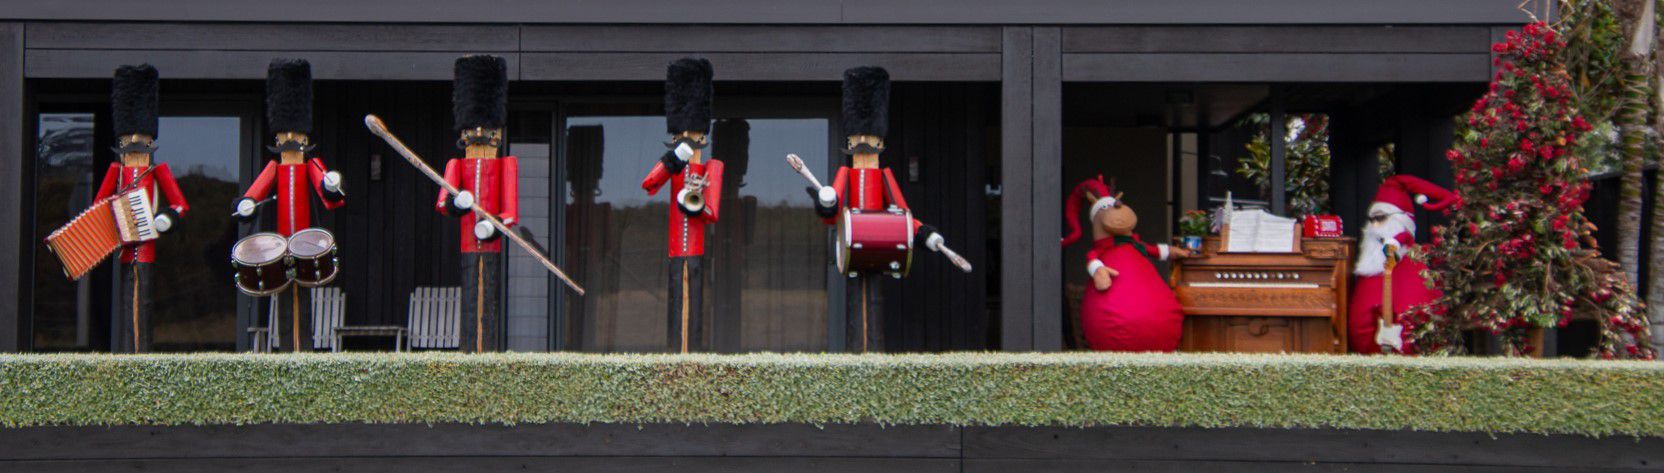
[1178,210,1210,251]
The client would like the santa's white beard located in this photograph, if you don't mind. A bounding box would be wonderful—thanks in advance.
[1355,212,1415,276]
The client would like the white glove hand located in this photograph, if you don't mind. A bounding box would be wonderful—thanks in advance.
[925,232,945,252]
[153,213,173,233]
[473,220,497,240]
[322,171,343,193]
[817,186,838,207]
[235,198,258,217]
[674,142,695,162]
[453,190,475,211]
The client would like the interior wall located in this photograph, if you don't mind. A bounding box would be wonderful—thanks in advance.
[880,83,998,352]
[1060,126,1168,347]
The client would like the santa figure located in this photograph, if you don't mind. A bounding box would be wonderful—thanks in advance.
[1062,176,1188,352]
[1348,175,1455,353]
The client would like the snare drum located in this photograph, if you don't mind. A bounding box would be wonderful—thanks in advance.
[835,207,914,277]
[231,232,290,296]
[287,228,338,287]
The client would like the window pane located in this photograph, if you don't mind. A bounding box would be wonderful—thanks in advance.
[710,118,829,352]
[32,113,100,351]
[149,116,242,352]
[562,115,830,352]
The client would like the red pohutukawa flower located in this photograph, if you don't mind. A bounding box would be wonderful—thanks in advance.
[1406,22,1654,359]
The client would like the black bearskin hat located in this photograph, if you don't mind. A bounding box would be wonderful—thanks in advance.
[664,58,713,135]
[266,58,313,135]
[841,66,890,138]
[112,64,159,138]
[452,55,508,131]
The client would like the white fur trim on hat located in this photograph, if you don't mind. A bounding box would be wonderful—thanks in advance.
[1090,196,1117,216]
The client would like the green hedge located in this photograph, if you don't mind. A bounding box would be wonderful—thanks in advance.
[1,352,1661,436]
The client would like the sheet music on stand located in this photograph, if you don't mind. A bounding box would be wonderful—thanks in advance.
[1224,208,1298,253]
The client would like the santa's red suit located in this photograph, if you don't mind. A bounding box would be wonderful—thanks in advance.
[94,162,189,263]
[1348,174,1455,353]
[1081,234,1183,351]
[243,158,345,237]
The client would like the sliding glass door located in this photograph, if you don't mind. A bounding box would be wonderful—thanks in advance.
[548,99,838,353]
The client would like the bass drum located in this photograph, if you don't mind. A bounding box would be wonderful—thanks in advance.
[835,207,914,277]
[231,232,290,296]
[287,228,338,287]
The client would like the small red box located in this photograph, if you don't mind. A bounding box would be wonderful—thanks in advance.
[1303,215,1343,238]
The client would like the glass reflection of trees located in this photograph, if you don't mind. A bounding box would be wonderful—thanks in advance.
[149,117,242,351]
[563,116,830,353]
[32,114,101,350]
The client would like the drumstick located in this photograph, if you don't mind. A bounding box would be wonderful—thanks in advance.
[230,196,277,217]
[786,154,826,190]
[935,242,974,273]
[364,114,585,296]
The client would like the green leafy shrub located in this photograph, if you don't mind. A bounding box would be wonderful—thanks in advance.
[1,352,1660,437]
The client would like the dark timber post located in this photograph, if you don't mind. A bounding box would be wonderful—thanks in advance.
[1031,27,1062,351]
[1268,86,1288,216]
[1001,26,1063,352]
[0,23,21,352]
[1000,27,1034,351]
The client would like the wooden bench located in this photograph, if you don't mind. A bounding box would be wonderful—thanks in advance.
[331,287,460,352]
[406,287,462,350]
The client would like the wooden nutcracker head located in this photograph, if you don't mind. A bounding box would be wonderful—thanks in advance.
[841,66,889,170]
[665,57,713,165]
[112,64,159,167]
[266,58,316,165]
[1062,176,1135,246]
[454,55,509,160]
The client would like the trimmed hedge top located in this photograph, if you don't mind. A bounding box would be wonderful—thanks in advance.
[1,352,1661,436]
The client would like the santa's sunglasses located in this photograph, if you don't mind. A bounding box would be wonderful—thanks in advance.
[1365,212,1406,224]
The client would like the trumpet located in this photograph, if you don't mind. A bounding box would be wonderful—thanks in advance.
[677,171,707,214]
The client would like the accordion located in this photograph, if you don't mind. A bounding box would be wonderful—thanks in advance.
[44,188,159,280]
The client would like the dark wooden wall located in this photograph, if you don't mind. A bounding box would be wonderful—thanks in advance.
[882,83,997,351]
[1,0,1533,24]
[0,423,1655,472]
[0,19,1518,352]
[312,83,463,326]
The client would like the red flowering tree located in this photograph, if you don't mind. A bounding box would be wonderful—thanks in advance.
[1404,22,1654,358]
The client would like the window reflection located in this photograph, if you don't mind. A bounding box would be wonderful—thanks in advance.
[32,113,101,350]
[148,117,242,351]
[562,115,829,352]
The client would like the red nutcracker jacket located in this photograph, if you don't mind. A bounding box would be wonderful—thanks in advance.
[641,159,724,257]
[434,156,519,253]
[822,166,923,233]
[243,157,345,237]
[94,162,189,263]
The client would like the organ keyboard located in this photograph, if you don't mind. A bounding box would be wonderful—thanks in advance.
[1170,236,1353,353]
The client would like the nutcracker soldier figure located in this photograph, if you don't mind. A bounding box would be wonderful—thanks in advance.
[96,64,189,353]
[434,55,519,353]
[233,58,347,352]
[641,58,725,353]
[798,66,971,353]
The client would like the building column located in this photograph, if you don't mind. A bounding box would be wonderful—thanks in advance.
[1000,26,1063,352]
[0,23,22,352]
